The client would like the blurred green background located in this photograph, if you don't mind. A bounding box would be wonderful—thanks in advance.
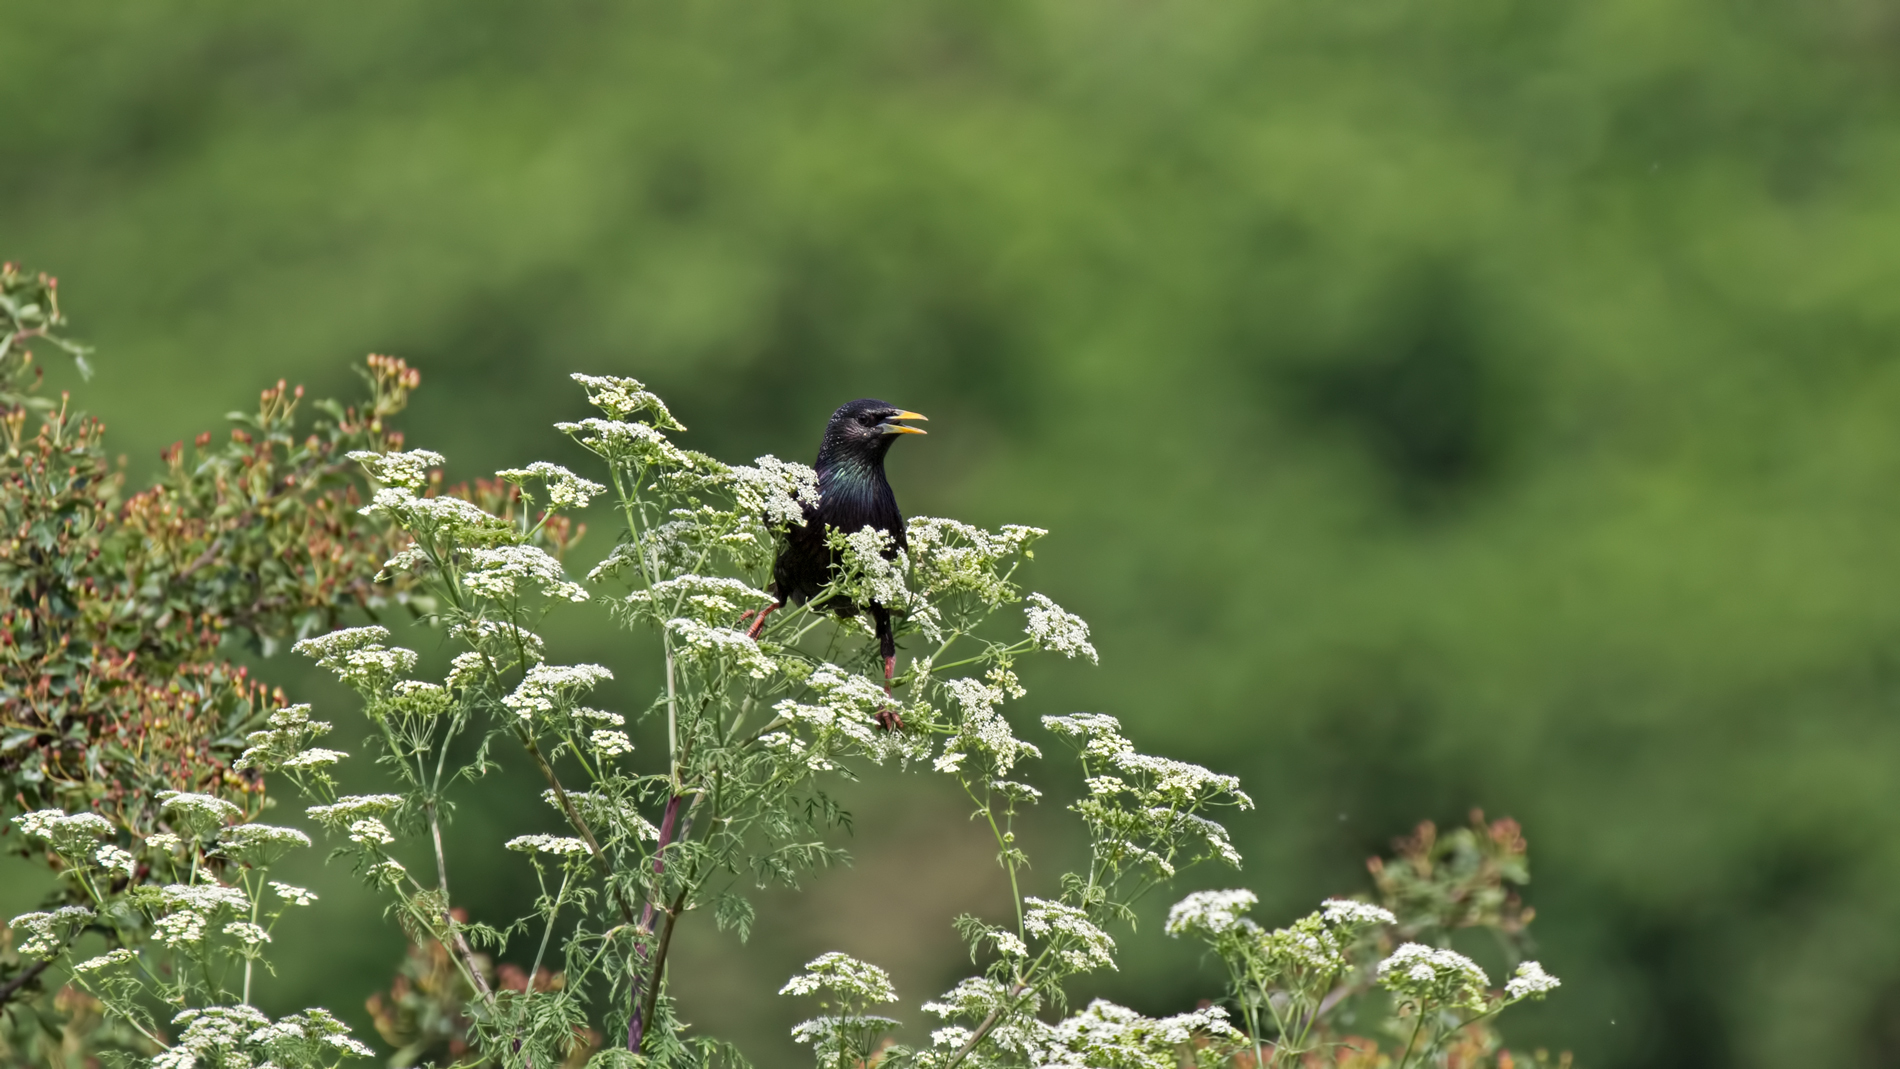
[9,0,1900,1064]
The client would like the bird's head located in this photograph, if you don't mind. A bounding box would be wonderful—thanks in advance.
[820,399,927,465]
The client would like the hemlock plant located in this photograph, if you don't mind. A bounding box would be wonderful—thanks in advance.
[8,354,1565,1067]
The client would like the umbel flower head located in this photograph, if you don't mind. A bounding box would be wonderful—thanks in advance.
[780,952,898,1005]
[1377,942,1493,1012]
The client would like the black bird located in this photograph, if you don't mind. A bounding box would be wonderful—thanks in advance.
[747,399,927,726]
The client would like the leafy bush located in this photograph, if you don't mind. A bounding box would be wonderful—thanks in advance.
[3,266,1567,1066]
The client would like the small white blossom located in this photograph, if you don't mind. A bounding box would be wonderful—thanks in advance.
[1377,942,1492,1011]
[1321,898,1397,929]
[155,909,207,947]
[1023,898,1116,972]
[779,952,898,1003]
[224,921,271,948]
[446,651,489,690]
[464,544,588,603]
[569,373,683,426]
[501,663,614,720]
[995,931,1028,957]
[504,834,592,856]
[624,575,774,621]
[497,461,606,509]
[1036,1000,1240,1069]
[666,618,774,678]
[347,818,394,846]
[729,455,820,528]
[73,948,135,973]
[270,881,318,906]
[146,832,183,853]
[1166,889,1258,938]
[346,448,444,490]
[1023,593,1098,663]
[94,844,136,877]
[1505,960,1561,1000]
[9,906,92,958]
[589,730,634,757]
[282,747,348,769]
[13,809,114,855]
[306,795,404,827]
[218,823,313,864]
[556,418,688,465]
[293,627,418,690]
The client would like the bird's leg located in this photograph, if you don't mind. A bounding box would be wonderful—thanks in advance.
[743,602,779,639]
[874,607,903,732]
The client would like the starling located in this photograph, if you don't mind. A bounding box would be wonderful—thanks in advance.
[747,399,926,727]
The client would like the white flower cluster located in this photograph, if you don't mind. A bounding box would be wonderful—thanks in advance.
[1165,889,1259,938]
[225,921,271,948]
[920,983,1237,1069]
[666,618,775,678]
[1023,897,1117,973]
[1044,714,1249,871]
[389,679,451,716]
[836,527,915,610]
[270,881,318,906]
[217,823,312,864]
[8,906,92,959]
[294,626,419,692]
[569,373,683,427]
[1035,1000,1240,1069]
[934,676,1041,778]
[589,729,634,757]
[1321,897,1397,929]
[464,544,589,603]
[497,461,606,509]
[360,488,500,536]
[556,417,688,466]
[93,843,136,877]
[346,448,444,491]
[1505,960,1562,1000]
[157,790,243,837]
[1376,942,1493,1011]
[13,809,113,858]
[452,619,546,664]
[779,952,898,1003]
[729,455,820,528]
[906,518,1044,603]
[1023,593,1098,664]
[348,819,394,846]
[153,1006,373,1069]
[154,883,251,948]
[73,948,135,973]
[447,651,489,690]
[501,662,614,720]
[1048,714,1251,810]
[624,574,774,621]
[305,794,404,830]
[505,834,592,857]
[236,704,335,773]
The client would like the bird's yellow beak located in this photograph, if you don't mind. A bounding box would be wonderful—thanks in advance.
[882,410,928,435]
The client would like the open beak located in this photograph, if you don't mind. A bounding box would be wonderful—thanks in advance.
[881,410,928,435]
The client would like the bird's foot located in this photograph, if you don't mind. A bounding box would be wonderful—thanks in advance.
[743,603,778,639]
[875,664,902,731]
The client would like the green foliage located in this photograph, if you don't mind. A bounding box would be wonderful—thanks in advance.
[0,264,429,1064]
